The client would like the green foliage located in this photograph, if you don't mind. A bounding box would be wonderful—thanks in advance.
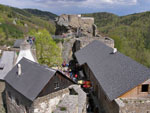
[29,29,63,67]
[0,4,56,46]
[54,38,64,44]
[82,12,118,27]
[86,11,150,67]
[0,107,6,113]
[0,28,6,39]
[0,4,11,12]
[0,23,23,39]
[60,107,67,111]
[109,35,123,51]
[24,9,57,20]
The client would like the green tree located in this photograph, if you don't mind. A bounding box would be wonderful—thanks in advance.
[29,29,62,67]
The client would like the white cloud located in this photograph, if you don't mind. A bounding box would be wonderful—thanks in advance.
[0,0,138,15]
[82,0,137,6]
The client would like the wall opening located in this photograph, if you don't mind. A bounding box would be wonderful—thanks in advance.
[141,84,149,92]
[69,88,78,95]
[54,82,59,89]
[15,98,19,106]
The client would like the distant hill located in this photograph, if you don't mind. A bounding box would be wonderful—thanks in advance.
[0,4,56,46]
[83,12,150,67]
[82,12,118,27]
[24,9,57,20]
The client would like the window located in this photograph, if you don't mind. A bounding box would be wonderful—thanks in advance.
[141,84,149,92]
[54,82,59,89]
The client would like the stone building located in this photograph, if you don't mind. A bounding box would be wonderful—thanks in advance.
[5,58,75,113]
[0,51,16,112]
[55,14,97,37]
[53,85,87,113]
[75,40,150,113]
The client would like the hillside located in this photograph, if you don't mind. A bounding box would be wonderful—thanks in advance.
[83,12,150,67]
[24,9,57,21]
[0,4,56,46]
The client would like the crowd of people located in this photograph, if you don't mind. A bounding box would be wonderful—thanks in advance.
[61,60,92,89]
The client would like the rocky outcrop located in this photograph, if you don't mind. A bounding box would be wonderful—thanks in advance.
[55,14,96,37]
[62,36,114,63]
[55,14,114,63]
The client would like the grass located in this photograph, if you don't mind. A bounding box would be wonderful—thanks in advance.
[60,107,67,111]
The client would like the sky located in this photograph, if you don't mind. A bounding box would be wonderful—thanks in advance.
[0,0,150,16]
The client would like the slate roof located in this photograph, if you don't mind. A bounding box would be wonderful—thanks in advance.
[5,58,56,101]
[13,39,24,48]
[75,40,150,101]
[0,51,16,80]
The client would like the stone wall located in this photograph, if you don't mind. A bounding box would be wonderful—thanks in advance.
[53,85,87,113]
[6,84,32,113]
[62,36,114,62]
[32,88,70,113]
[0,81,6,113]
[6,83,70,113]
[55,14,95,36]
[117,98,150,113]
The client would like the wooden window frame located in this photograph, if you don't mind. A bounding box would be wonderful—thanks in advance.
[141,84,149,92]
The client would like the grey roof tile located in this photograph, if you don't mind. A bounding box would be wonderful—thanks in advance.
[75,40,150,101]
[5,58,56,101]
[13,39,24,48]
[0,51,16,80]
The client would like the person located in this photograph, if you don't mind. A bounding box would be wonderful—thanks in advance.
[66,63,69,67]
[73,77,77,82]
[75,74,78,78]
[70,72,73,79]
[32,37,35,42]
[62,60,66,67]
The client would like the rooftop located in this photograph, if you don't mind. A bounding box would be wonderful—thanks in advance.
[13,39,24,48]
[75,40,150,101]
[0,51,16,80]
[5,58,56,101]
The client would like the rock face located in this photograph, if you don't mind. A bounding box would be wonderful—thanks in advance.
[55,14,96,37]
[62,36,114,63]
[55,14,114,63]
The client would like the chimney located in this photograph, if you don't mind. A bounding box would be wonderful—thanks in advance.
[17,64,21,76]
[113,48,117,54]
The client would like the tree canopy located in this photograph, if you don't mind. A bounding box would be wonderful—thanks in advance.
[29,29,63,67]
